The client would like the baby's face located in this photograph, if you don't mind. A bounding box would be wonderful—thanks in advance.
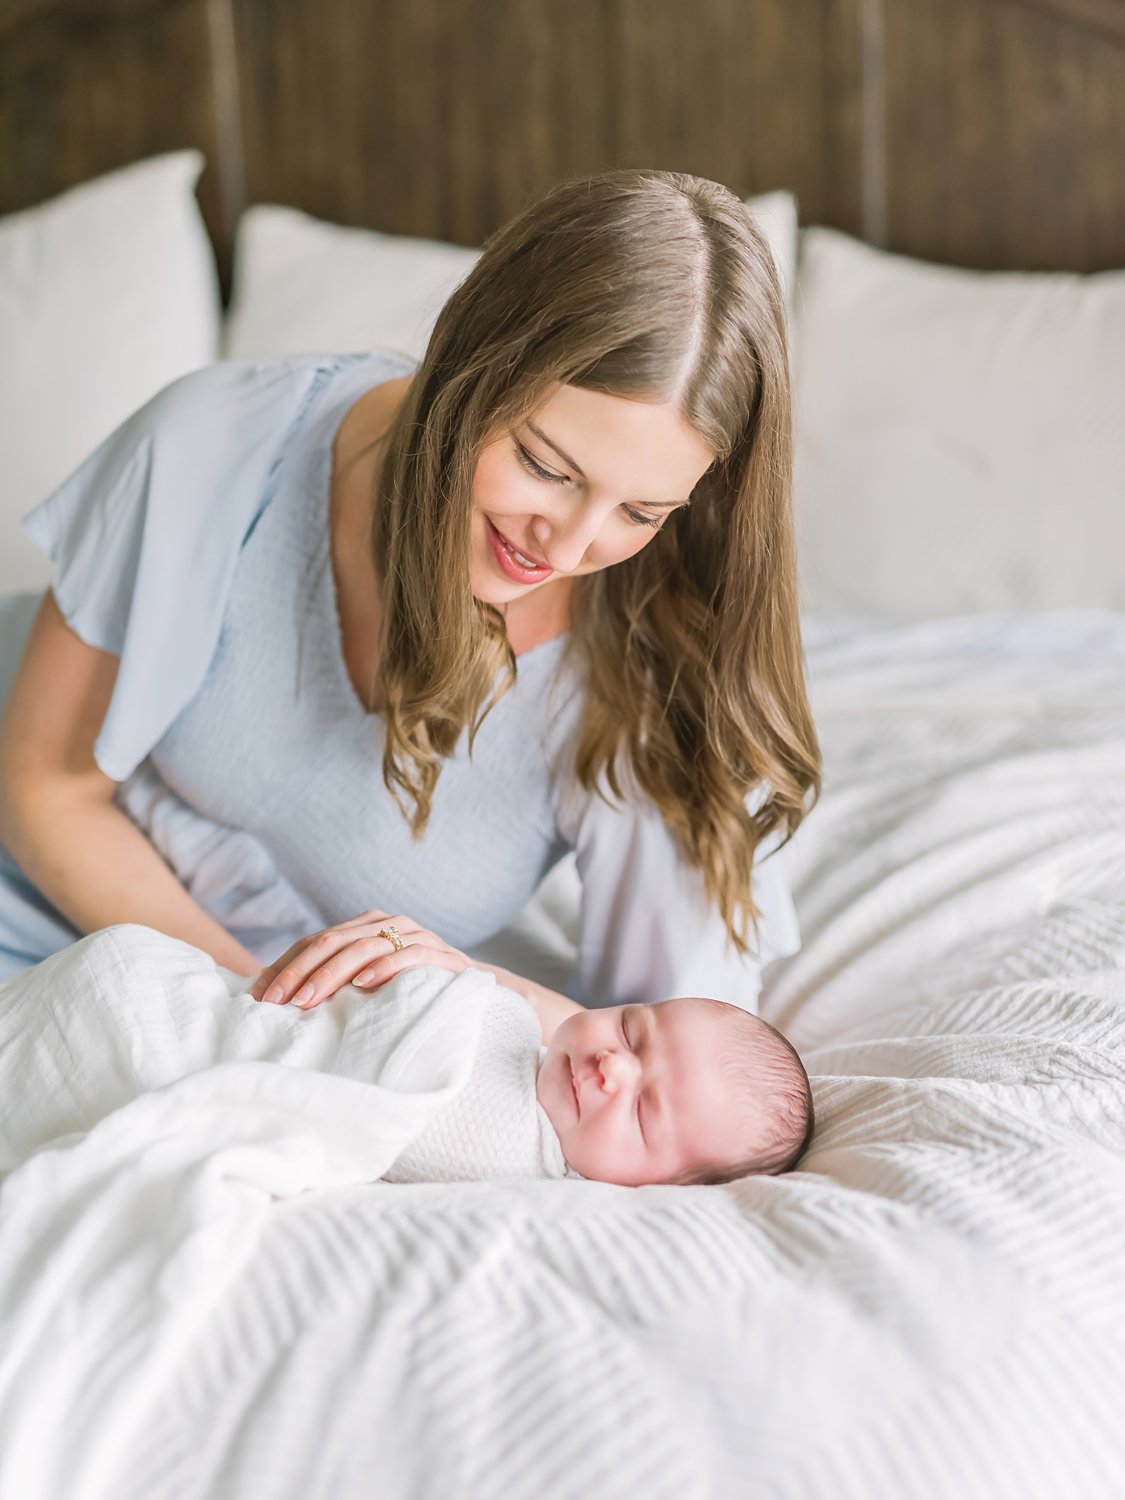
[536,997,756,1186]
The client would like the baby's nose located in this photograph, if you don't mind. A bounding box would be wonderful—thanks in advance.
[597,1047,640,1090]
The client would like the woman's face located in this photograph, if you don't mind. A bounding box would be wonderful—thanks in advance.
[468,383,716,605]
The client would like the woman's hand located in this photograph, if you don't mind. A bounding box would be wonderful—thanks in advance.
[247,908,472,1010]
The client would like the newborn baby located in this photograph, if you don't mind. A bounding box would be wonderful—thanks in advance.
[537,994,814,1187]
[0,921,811,1194]
[384,976,813,1189]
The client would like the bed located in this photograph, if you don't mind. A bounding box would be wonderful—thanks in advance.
[2,3,1124,1496]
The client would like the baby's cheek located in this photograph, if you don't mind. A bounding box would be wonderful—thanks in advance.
[536,1062,576,1149]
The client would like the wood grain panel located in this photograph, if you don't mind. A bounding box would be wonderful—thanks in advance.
[232,0,849,248]
[4,0,1122,287]
[883,0,1125,270]
[822,0,870,239]
[612,0,834,213]
[1013,0,1125,47]
[0,0,231,261]
[232,0,608,245]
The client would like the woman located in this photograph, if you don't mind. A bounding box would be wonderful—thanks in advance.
[0,169,820,1027]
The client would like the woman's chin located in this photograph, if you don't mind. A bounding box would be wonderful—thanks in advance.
[471,581,516,608]
[468,562,518,606]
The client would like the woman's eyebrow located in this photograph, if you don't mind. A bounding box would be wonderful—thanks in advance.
[526,420,585,478]
[523,421,689,510]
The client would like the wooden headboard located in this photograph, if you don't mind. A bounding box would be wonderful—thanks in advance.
[3,0,1123,299]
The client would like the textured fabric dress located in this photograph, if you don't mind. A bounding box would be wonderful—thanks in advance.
[0,352,800,1001]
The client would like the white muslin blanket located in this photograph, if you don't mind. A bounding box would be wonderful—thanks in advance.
[0,924,566,1499]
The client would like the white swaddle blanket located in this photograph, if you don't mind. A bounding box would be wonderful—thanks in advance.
[0,922,570,1184]
[0,924,574,1499]
[384,984,572,1181]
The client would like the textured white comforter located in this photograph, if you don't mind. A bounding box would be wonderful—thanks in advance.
[2,613,1124,1500]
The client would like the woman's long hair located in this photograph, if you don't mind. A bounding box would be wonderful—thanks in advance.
[371,169,821,954]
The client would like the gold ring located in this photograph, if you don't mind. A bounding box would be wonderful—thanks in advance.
[377,925,405,953]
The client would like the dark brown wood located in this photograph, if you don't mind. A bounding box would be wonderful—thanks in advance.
[1010,0,1125,47]
[1,0,1123,290]
[822,0,870,241]
[611,0,834,214]
[231,0,837,250]
[884,0,1125,270]
[0,0,226,231]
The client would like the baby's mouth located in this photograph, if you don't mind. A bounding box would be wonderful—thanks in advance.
[569,1058,580,1116]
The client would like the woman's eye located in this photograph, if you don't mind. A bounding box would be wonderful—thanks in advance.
[516,443,661,529]
[515,444,568,485]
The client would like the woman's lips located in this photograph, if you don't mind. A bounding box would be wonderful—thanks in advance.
[486,518,554,584]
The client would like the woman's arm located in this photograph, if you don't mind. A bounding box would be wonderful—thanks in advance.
[0,592,260,974]
[479,961,585,1045]
[559,761,799,1015]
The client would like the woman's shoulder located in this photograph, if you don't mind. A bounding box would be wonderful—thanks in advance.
[24,352,416,562]
[117,350,413,448]
[17,351,418,783]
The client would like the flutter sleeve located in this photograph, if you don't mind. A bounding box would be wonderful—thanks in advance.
[20,357,326,781]
[558,768,801,1013]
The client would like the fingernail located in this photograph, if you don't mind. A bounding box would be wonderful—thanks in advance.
[263,985,283,1004]
[354,971,374,987]
[293,984,314,1005]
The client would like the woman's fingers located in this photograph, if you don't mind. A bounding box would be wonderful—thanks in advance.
[247,934,322,999]
[352,941,469,991]
[293,921,436,1007]
[288,936,391,1007]
[244,911,465,1010]
[291,931,414,1007]
[250,929,345,1001]
[251,919,418,1006]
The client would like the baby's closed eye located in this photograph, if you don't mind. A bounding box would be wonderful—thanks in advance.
[622,1013,647,1142]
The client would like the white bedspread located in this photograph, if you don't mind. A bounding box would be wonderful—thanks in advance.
[3,612,1125,1500]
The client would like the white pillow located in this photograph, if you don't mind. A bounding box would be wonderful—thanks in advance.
[744,189,798,305]
[792,227,1125,615]
[222,191,799,363]
[1,152,221,594]
[223,209,479,363]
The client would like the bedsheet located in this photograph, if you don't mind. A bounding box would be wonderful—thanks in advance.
[2,612,1124,1500]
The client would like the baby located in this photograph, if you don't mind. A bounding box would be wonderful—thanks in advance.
[383,974,814,1189]
[0,923,811,1192]
[536,996,814,1187]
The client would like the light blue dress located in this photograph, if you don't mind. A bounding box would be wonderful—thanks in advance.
[0,352,800,1004]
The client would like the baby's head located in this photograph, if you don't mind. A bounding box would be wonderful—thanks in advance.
[536,997,813,1187]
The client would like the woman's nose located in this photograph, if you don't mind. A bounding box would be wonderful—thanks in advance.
[532,508,601,573]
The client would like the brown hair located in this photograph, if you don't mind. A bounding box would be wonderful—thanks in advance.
[371,169,821,953]
[666,1004,816,1187]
